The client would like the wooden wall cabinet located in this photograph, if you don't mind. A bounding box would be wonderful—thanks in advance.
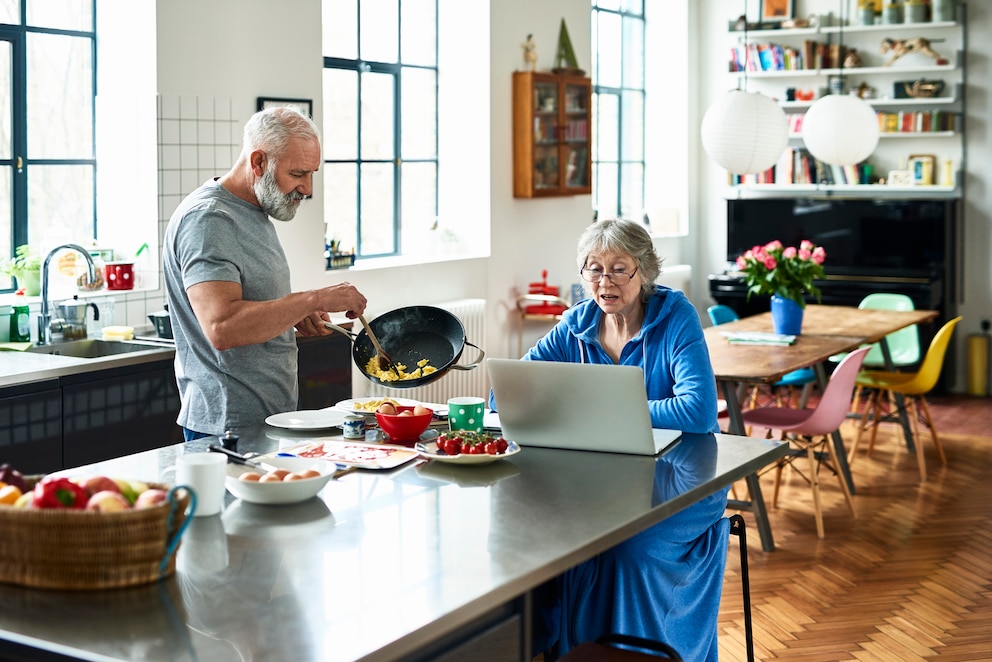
[513,71,591,198]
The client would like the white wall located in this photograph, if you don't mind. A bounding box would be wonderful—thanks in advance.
[154,0,989,392]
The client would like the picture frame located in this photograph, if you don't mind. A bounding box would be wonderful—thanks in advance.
[256,97,313,117]
[760,0,794,22]
[908,154,936,185]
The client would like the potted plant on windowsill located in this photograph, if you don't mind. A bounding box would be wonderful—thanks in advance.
[1,245,42,296]
[735,239,827,335]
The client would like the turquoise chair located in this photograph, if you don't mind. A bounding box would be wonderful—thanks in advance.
[707,304,817,407]
[831,293,922,368]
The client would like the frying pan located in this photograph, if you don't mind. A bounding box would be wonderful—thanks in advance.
[324,305,484,389]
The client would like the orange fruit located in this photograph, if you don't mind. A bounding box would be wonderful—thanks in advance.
[0,484,23,505]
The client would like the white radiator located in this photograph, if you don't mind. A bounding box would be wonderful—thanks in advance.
[365,299,489,405]
[657,264,692,295]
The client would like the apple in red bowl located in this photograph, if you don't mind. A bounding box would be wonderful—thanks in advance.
[375,405,433,443]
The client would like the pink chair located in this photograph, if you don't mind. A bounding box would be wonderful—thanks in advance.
[741,347,870,539]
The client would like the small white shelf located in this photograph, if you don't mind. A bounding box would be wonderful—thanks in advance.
[725,183,959,200]
[733,64,956,79]
[732,21,959,40]
[779,97,959,110]
[878,131,957,139]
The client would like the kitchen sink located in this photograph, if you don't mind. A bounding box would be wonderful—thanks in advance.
[26,339,166,359]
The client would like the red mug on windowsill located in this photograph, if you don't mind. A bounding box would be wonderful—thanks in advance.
[104,262,135,290]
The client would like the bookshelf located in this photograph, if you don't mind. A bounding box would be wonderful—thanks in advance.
[512,71,592,198]
[725,9,967,197]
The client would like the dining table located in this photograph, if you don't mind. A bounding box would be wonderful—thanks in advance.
[0,424,786,661]
[705,304,939,551]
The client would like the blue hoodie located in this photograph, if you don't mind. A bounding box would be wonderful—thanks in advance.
[508,285,719,434]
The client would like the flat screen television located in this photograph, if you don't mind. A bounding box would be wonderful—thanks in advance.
[726,198,950,280]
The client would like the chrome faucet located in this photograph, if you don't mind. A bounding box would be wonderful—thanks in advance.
[37,244,97,346]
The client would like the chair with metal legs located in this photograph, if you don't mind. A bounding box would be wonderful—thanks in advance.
[850,316,961,482]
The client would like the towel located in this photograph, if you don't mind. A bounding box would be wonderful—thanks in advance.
[0,342,33,352]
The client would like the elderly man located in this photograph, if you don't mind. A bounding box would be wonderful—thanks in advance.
[164,106,367,440]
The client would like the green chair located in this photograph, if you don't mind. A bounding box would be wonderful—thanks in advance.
[831,293,921,369]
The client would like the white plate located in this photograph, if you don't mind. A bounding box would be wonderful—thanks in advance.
[265,408,349,430]
[334,396,420,415]
[414,440,521,465]
[224,456,338,505]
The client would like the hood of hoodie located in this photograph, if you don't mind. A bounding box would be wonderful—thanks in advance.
[563,284,679,348]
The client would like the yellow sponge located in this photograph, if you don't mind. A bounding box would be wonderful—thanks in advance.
[101,325,134,341]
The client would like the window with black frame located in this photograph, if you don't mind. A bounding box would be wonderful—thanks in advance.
[591,1,646,222]
[321,0,439,262]
[0,2,96,293]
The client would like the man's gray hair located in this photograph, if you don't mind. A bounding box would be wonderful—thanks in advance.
[240,106,320,162]
[576,219,663,302]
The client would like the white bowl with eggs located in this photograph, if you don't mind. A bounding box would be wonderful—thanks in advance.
[224,456,337,505]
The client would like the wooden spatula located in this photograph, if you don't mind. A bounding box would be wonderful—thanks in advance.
[358,314,399,376]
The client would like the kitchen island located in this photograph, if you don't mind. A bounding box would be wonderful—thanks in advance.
[0,426,785,661]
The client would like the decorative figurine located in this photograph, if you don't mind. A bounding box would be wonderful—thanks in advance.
[880,37,946,66]
[521,34,538,72]
[844,48,863,68]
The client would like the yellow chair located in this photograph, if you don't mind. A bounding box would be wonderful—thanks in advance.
[850,316,962,482]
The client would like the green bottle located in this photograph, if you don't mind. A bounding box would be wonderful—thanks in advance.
[10,305,30,342]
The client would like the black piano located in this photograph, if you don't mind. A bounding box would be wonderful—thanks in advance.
[709,197,959,383]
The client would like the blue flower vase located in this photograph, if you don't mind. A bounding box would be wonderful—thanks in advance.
[770,295,804,335]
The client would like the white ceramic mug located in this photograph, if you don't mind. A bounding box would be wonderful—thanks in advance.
[171,452,227,517]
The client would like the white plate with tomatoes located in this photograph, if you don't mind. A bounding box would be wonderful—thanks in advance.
[415,432,520,465]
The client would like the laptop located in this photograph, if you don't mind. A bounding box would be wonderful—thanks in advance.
[486,358,682,456]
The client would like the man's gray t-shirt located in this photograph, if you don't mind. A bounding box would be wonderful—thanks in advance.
[163,178,297,435]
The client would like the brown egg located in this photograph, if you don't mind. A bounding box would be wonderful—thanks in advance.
[378,402,397,415]
[413,405,430,416]
[238,472,262,482]
[298,469,322,479]
[398,410,414,417]
[283,472,305,481]
[259,472,284,483]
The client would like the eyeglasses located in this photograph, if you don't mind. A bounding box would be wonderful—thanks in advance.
[579,267,638,285]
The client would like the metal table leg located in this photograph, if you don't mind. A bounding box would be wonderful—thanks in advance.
[721,381,777,552]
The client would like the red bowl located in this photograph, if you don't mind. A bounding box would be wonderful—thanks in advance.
[375,406,433,443]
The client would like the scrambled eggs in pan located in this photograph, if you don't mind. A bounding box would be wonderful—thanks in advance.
[364,356,438,382]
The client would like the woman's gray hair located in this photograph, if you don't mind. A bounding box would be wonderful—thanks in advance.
[240,106,320,162]
[576,219,663,302]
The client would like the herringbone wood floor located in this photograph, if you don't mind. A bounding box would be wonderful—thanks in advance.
[718,395,992,661]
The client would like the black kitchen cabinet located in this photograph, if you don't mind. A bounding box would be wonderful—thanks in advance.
[0,380,62,474]
[61,361,182,468]
[297,327,353,410]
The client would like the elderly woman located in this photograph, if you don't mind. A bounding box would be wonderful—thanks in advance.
[505,219,727,661]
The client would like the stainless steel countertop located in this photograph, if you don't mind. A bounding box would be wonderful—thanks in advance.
[0,338,175,388]
[0,427,786,661]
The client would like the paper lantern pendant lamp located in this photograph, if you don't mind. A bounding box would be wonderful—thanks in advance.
[801,94,879,166]
[701,89,789,175]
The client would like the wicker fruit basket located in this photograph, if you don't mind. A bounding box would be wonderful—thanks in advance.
[0,480,195,590]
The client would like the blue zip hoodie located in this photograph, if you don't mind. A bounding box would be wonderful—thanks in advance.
[507,285,719,434]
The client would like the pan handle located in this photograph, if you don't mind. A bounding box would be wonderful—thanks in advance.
[322,320,358,340]
[448,340,485,371]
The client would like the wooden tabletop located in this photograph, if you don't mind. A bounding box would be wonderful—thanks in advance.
[714,305,939,344]
[704,304,939,384]
[705,329,863,384]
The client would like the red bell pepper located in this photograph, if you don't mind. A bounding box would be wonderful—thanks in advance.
[33,477,89,509]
